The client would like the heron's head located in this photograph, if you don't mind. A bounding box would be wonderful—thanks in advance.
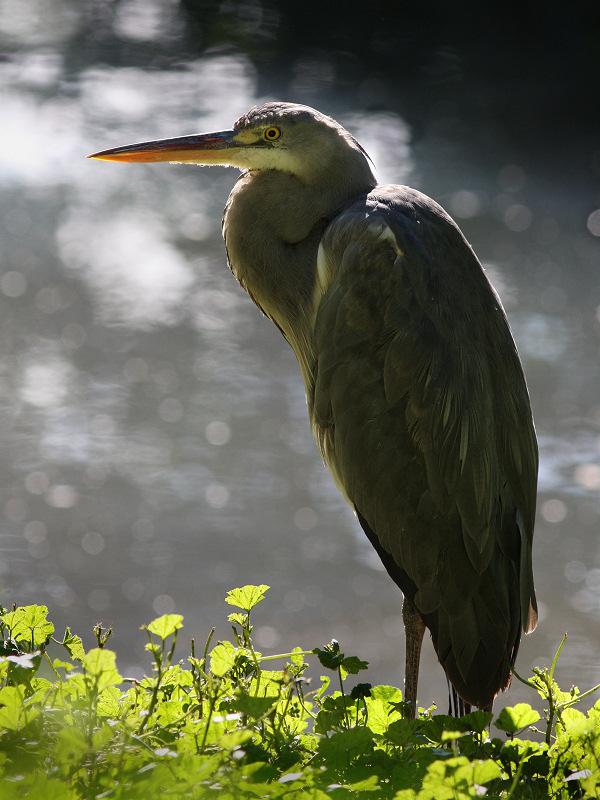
[89,102,375,188]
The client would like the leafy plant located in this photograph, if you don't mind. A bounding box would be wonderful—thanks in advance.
[0,589,598,798]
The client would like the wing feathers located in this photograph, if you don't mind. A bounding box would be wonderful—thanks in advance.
[308,187,537,708]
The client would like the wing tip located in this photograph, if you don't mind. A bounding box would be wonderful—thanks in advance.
[525,600,538,634]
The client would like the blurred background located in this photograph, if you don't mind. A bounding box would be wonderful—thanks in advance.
[1,0,599,711]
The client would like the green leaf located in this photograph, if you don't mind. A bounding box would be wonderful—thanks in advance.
[3,650,42,687]
[30,677,54,695]
[8,587,593,798]
[96,686,122,717]
[232,692,278,719]
[217,729,253,751]
[350,682,372,701]
[155,698,187,726]
[240,761,278,784]
[419,714,461,745]
[580,772,600,796]
[460,709,493,733]
[55,726,88,764]
[500,738,546,767]
[210,641,237,677]
[0,686,39,730]
[362,685,403,734]
[472,758,502,784]
[315,695,352,734]
[315,674,331,699]
[92,721,114,750]
[225,585,270,612]
[227,612,247,626]
[341,655,369,674]
[348,775,381,792]
[422,755,474,795]
[385,718,414,747]
[145,614,184,640]
[494,703,540,734]
[53,657,74,672]
[316,726,374,764]
[161,665,194,688]
[7,777,70,800]
[61,628,85,661]
[370,684,402,703]
[1,605,54,646]
[313,640,344,671]
[441,730,463,742]
[82,648,122,692]
[145,642,161,659]
[556,706,596,739]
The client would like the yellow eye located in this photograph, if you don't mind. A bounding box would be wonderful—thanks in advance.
[264,127,281,141]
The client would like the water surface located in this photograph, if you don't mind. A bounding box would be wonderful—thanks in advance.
[1,1,600,712]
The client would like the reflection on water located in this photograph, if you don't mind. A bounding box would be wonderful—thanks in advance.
[1,5,600,709]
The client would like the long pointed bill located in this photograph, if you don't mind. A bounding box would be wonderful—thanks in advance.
[88,130,242,165]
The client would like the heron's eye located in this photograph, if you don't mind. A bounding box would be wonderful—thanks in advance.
[264,127,281,141]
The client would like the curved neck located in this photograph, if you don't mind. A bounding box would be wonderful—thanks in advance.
[222,161,376,388]
[223,163,376,324]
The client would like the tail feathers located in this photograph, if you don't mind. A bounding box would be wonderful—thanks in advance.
[517,510,538,634]
[448,681,472,717]
[448,680,493,717]
[429,545,523,710]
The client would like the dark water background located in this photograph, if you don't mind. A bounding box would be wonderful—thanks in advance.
[1,1,600,712]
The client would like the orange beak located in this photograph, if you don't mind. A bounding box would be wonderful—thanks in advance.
[88,130,241,165]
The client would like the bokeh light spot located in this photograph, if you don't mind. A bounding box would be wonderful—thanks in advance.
[46,485,78,508]
[153,594,175,615]
[205,420,231,446]
[541,498,567,523]
[81,531,105,555]
[122,578,145,601]
[449,190,481,219]
[23,520,47,543]
[565,561,586,583]
[0,271,27,297]
[498,164,526,192]
[205,483,230,508]
[587,209,600,236]
[574,463,600,491]
[293,506,317,531]
[88,589,110,611]
[504,204,532,232]
[254,625,280,648]
[159,397,183,423]
[25,471,49,495]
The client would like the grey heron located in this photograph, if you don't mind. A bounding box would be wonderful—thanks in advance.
[90,101,538,717]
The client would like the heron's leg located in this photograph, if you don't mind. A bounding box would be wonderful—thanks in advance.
[402,596,425,720]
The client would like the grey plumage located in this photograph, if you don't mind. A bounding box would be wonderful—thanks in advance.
[90,101,538,714]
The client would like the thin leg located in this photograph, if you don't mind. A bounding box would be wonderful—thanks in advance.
[402,596,425,720]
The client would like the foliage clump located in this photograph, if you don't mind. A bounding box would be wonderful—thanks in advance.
[0,587,599,798]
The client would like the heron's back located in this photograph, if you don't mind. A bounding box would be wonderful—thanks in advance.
[307,186,537,708]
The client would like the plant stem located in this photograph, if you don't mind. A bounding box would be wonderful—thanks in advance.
[338,666,350,727]
[257,650,313,662]
[505,757,525,799]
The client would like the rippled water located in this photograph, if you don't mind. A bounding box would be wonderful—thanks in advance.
[1,1,600,712]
